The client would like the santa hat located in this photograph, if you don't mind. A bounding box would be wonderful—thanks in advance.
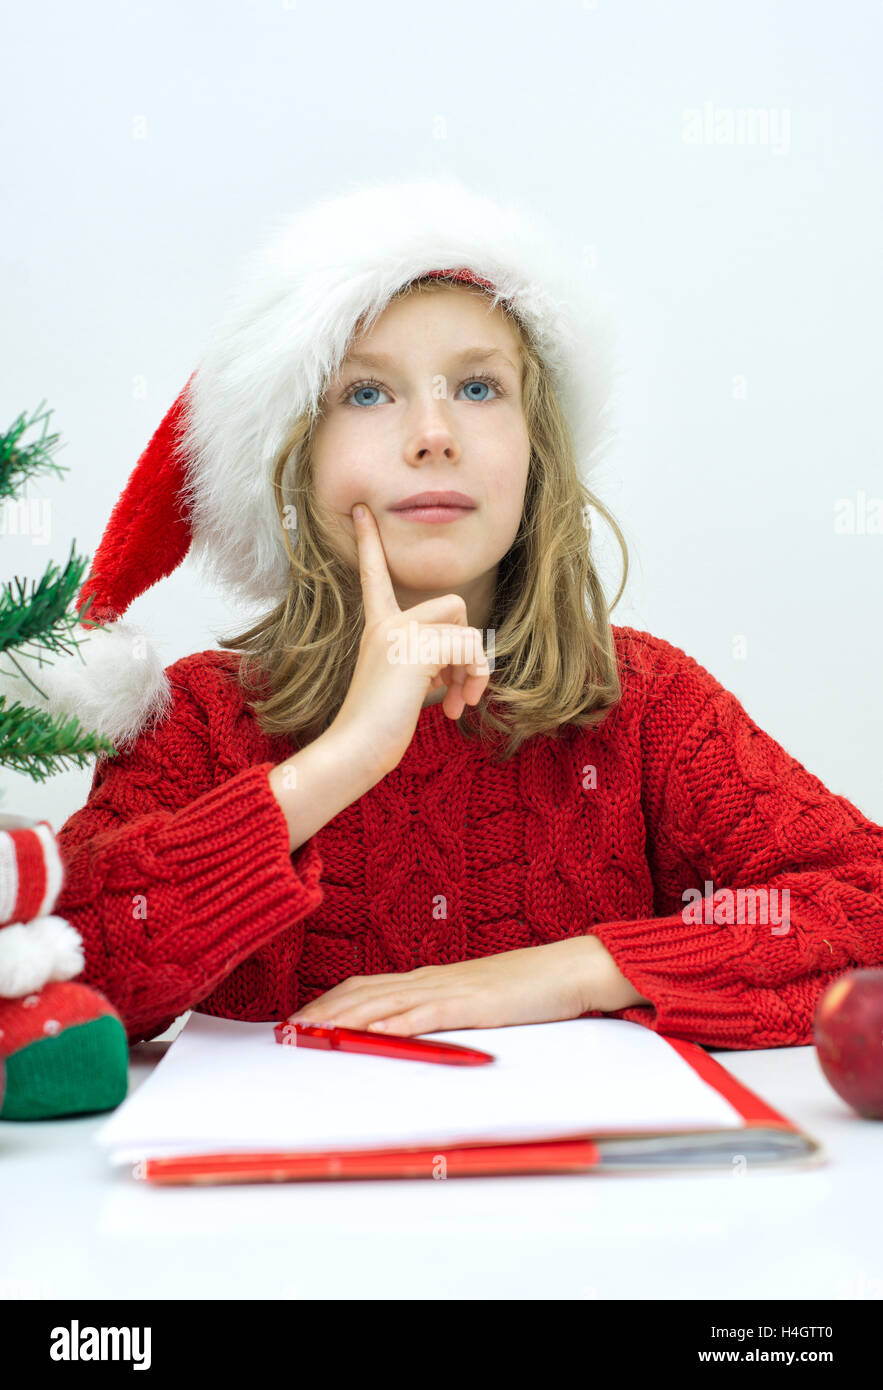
[2,174,617,751]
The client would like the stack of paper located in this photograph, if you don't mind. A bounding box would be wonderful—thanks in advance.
[95,1014,823,1181]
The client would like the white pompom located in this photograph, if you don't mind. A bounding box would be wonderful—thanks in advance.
[0,915,85,998]
[0,622,172,751]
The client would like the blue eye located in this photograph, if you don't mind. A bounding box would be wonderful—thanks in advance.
[342,373,504,408]
[347,382,392,408]
[456,378,499,402]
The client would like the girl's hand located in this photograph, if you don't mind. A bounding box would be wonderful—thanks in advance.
[286,936,631,1035]
[328,503,492,782]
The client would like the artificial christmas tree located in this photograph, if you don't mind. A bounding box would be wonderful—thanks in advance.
[0,402,128,1120]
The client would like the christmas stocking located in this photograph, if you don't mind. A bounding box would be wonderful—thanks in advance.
[0,816,128,1120]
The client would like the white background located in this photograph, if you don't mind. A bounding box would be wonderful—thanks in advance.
[2,0,881,830]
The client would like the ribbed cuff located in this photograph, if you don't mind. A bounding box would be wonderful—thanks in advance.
[589,910,760,1047]
[152,761,323,974]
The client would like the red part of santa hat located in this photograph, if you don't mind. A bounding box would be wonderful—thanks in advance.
[76,373,197,628]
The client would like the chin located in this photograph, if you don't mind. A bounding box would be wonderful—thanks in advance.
[391,561,474,592]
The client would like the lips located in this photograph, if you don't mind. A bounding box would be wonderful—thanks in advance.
[389,491,476,510]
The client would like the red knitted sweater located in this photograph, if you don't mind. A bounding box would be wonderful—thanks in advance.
[54,625,883,1051]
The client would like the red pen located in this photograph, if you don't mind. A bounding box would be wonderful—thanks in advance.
[274,1020,494,1066]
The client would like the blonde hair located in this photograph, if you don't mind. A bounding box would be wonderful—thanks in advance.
[218,275,629,762]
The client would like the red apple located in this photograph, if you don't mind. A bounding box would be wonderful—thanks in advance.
[814,969,883,1119]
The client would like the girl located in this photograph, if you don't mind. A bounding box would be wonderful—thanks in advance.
[33,176,883,1049]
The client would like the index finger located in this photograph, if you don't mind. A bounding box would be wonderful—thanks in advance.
[352,503,400,622]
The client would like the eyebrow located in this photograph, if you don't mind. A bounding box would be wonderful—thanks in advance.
[342,345,519,374]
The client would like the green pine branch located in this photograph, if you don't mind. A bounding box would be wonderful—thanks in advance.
[0,400,67,502]
[0,399,97,694]
[0,541,114,722]
[0,401,119,782]
[0,695,116,781]
[0,538,97,664]
[0,398,110,707]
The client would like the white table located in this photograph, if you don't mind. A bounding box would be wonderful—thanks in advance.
[1,1033,881,1300]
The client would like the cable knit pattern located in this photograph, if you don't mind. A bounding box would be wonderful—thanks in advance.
[53,627,883,1050]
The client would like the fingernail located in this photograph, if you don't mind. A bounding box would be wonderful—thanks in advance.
[352,505,365,521]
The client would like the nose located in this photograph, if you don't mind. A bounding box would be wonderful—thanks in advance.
[407,416,461,466]
[402,383,464,466]
[414,435,457,462]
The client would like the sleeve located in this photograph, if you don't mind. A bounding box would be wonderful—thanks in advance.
[585,637,883,1050]
[53,662,324,1046]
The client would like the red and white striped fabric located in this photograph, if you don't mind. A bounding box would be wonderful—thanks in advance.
[0,818,84,999]
[0,820,64,927]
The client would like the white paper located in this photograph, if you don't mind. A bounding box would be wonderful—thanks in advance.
[95,1013,746,1166]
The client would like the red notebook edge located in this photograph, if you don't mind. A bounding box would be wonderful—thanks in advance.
[134,1030,823,1186]
[138,1138,605,1184]
[660,1034,799,1127]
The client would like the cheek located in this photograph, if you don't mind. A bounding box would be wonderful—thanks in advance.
[486,408,530,460]
[484,425,530,496]
[318,467,377,514]
[483,440,529,538]
[312,430,383,514]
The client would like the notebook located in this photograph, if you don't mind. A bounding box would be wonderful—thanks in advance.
[95,1013,825,1183]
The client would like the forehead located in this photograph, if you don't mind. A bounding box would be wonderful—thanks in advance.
[344,343,519,375]
[345,282,522,368]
